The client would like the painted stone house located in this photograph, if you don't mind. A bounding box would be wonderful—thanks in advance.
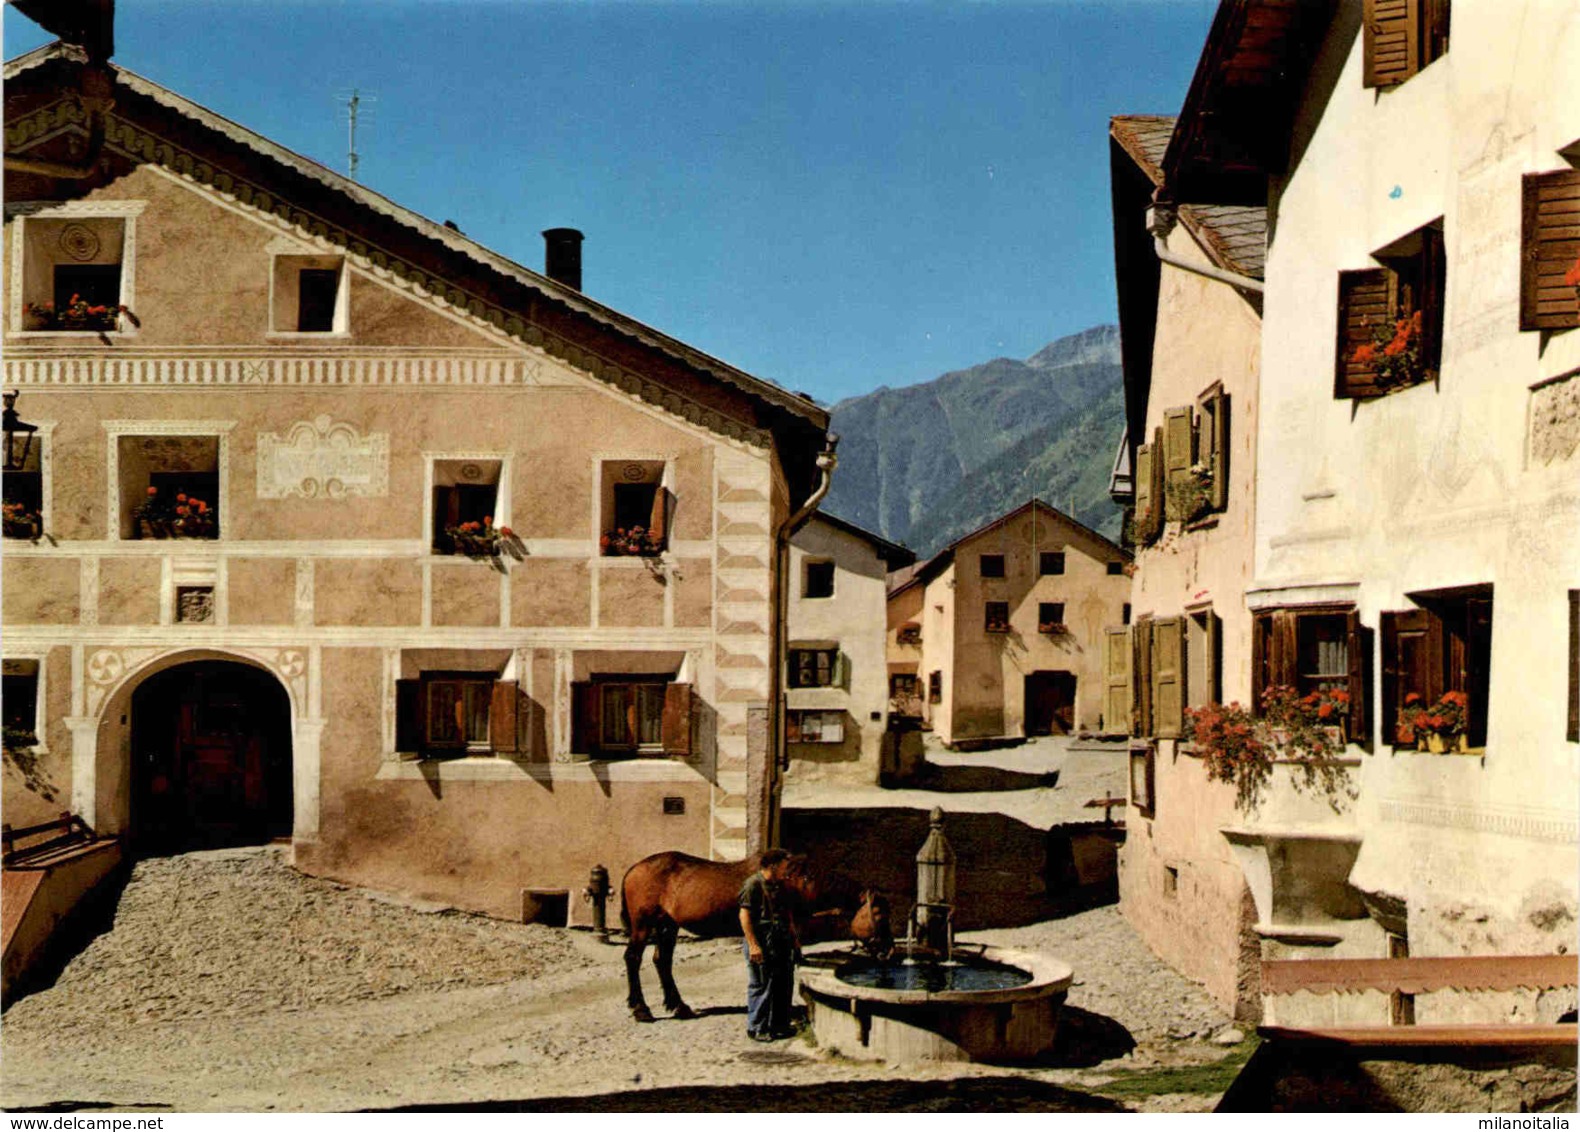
[783,511,914,785]
[1120,0,1580,1030]
[1106,111,1266,1022]
[884,500,1131,747]
[0,40,831,922]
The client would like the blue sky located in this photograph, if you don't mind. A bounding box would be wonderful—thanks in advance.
[4,1,1216,405]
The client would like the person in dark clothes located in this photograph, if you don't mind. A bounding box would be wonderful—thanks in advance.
[739,848,801,1041]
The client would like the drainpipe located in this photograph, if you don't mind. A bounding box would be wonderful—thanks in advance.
[1147,199,1264,294]
[4,63,115,180]
[765,433,838,849]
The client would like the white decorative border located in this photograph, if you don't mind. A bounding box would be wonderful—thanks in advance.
[7,200,146,338]
[2,647,50,755]
[589,452,679,629]
[102,419,236,543]
[1378,798,1579,844]
[0,419,55,544]
[257,415,390,500]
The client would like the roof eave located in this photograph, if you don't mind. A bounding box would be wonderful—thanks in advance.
[7,47,827,433]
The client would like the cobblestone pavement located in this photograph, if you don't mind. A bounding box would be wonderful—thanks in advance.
[1,846,1236,1112]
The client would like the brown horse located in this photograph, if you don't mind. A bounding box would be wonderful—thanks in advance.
[620,850,818,1023]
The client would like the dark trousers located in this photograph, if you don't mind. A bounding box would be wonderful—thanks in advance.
[743,939,794,1036]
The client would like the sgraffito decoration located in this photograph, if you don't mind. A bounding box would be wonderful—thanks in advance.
[256,415,389,500]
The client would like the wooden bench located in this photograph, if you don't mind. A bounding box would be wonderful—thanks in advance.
[1260,954,1579,1046]
[2,812,97,868]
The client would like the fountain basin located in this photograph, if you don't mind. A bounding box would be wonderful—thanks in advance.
[798,944,1074,1063]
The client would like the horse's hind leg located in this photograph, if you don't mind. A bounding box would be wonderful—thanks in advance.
[625,925,655,1023]
[654,923,695,1019]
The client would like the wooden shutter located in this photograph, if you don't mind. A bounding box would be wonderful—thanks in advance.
[1132,618,1153,737]
[1149,425,1166,538]
[832,651,851,690]
[1364,0,1420,89]
[1152,617,1185,739]
[1163,406,1194,481]
[1204,609,1222,706]
[648,485,672,546]
[1104,626,1132,735]
[661,682,693,757]
[1133,443,1155,543]
[1521,170,1580,331]
[490,680,520,754]
[395,678,424,754]
[1464,596,1493,748]
[571,681,598,755]
[1346,609,1372,750]
[1381,608,1433,745]
[1273,610,1298,689]
[1251,611,1272,709]
[1336,267,1396,398]
[1417,226,1446,375]
[1163,407,1194,520]
[1209,391,1230,512]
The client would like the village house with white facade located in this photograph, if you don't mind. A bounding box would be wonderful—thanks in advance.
[1107,0,1580,1062]
[784,511,914,786]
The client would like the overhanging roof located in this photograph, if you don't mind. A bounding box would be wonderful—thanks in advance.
[1111,114,1267,280]
[1161,0,1338,206]
[4,41,831,498]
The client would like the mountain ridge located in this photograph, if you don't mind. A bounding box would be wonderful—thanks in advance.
[823,324,1123,558]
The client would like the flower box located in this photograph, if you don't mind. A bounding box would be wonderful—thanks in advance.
[22,298,136,333]
[2,502,41,541]
[444,519,523,566]
[1418,732,1470,754]
[984,621,1011,635]
[1351,308,1428,391]
[1398,690,1469,753]
[600,526,664,557]
[134,488,217,539]
[1038,622,1069,636]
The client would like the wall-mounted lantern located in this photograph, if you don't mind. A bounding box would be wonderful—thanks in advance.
[2,391,37,473]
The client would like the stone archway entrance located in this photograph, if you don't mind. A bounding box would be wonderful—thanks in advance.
[130,661,293,853]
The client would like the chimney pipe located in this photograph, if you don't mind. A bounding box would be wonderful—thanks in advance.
[542,228,584,291]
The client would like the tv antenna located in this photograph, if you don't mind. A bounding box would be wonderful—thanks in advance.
[336,88,376,179]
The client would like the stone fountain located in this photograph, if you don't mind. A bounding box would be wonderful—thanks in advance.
[798,807,1074,1063]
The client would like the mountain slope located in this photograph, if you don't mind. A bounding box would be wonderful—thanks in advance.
[825,325,1123,557]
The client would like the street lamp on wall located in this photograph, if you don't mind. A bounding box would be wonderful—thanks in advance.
[3,391,38,472]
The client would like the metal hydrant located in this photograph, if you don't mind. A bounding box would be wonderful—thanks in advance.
[584,863,611,942]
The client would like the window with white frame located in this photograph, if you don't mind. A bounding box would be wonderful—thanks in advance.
[2,658,41,747]
[116,433,222,540]
[599,459,670,557]
[271,254,347,334]
[395,656,529,760]
[430,458,503,555]
[13,204,140,335]
[2,431,44,540]
[570,675,693,759]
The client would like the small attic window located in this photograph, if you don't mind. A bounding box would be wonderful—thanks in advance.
[16,213,134,334]
[272,255,347,334]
